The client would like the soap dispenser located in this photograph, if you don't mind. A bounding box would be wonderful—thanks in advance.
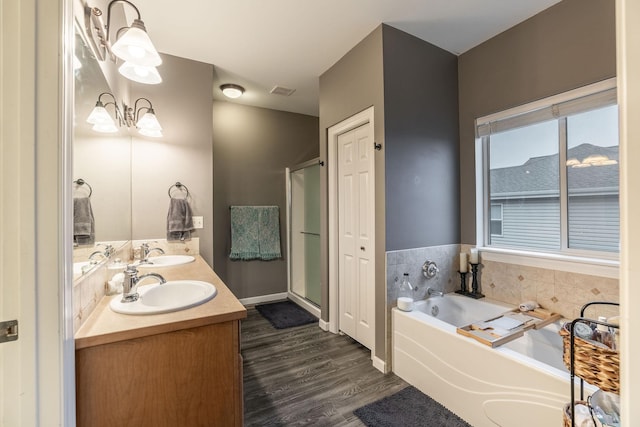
[397,273,414,312]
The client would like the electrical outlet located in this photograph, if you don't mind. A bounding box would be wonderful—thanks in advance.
[192,216,204,229]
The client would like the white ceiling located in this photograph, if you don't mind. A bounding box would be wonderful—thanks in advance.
[132,0,561,116]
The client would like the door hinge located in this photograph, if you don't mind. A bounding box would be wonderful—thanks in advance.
[0,320,18,344]
[373,142,382,151]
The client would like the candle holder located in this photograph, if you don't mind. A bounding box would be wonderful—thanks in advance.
[455,271,469,295]
[468,263,485,299]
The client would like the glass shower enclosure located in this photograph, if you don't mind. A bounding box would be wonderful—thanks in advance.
[286,159,321,315]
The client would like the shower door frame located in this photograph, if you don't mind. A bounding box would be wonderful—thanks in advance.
[286,158,322,318]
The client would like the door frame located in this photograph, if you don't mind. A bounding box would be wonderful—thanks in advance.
[328,107,375,349]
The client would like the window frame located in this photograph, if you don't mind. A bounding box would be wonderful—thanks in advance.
[475,78,620,270]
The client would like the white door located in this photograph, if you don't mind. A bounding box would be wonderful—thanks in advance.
[337,122,374,349]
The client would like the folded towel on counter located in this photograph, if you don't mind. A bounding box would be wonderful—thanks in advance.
[519,300,540,312]
[229,206,281,261]
[73,197,95,246]
[167,198,195,241]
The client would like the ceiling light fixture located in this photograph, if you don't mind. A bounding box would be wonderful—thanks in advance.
[221,84,245,99]
[86,93,163,137]
[85,0,162,84]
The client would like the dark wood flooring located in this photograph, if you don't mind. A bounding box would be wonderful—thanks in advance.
[242,306,408,426]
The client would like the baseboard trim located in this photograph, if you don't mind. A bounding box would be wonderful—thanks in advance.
[318,319,330,331]
[239,292,288,306]
[372,356,387,374]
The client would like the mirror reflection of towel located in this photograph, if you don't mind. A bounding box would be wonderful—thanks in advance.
[167,198,195,241]
[73,197,95,245]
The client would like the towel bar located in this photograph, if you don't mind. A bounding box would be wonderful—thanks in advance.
[168,182,190,199]
[73,178,93,197]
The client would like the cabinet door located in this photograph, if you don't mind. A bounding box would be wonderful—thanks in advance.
[76,322,241,427]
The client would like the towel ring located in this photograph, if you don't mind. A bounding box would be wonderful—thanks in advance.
[73,178,93,197]
[168,182,190,199]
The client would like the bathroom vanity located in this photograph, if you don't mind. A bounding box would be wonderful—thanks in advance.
[74,257,246,427]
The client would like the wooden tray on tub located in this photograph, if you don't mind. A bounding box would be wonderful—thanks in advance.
[456,308,561,348]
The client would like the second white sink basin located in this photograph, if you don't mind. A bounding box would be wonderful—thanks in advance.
[137,255,195,267]
[110,280,217,315]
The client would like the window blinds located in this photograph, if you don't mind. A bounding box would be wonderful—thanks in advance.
[476,86,617,138]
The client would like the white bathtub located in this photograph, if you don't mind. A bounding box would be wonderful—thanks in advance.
[393,294,582,427]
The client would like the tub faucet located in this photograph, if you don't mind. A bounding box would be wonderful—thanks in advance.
[121,265,166,303]
[427,287,444,297]
[139,242,165,263]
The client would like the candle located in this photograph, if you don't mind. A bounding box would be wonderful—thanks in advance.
[459,253,468,272]
[470,248,479,264]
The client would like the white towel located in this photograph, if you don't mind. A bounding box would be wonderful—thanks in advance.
[519,300,539,312]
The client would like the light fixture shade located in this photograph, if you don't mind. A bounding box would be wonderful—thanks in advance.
[92,122,119,133]
[86,104,116,125]
[138,128,163,138]
[136,110,162,131]
[111,19,162,67]
[118,61,162,85]
[221,84,245,99]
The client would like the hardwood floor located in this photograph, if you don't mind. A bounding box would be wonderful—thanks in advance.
[241,306,409,426]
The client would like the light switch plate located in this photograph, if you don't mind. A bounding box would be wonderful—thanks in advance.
[192,216,204,229]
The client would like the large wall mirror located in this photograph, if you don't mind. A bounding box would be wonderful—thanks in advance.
[73,24,131,253]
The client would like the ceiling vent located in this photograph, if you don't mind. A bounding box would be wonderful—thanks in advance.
[270,85,296,96]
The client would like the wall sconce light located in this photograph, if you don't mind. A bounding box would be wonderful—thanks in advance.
[85,0,162,84]
[220,84,245,99]
[86,92,163,137]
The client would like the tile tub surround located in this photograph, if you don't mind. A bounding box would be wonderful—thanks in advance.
[480,259,619,320]
[386,244,461,306]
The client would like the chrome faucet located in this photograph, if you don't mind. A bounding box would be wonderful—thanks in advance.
[427,287,444,297]
[88,251,106,261]
[121,265,166,303]
[89,243,114,261]
[139,242,165,263]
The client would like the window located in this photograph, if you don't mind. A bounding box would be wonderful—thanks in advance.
[490,204,503,236]
[476,81,619,258]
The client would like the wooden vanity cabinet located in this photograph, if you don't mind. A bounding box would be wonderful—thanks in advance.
[76,320,243,427]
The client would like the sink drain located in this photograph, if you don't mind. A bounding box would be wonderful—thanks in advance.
[431,305,439,317]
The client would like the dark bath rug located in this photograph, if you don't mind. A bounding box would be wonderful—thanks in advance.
[354,386,472,427]
[255,300,317,329]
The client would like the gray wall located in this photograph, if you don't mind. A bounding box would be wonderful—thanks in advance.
[212,101,318,299]
[319,25,386,357]
[131,54,215,265]
[382,25,460,250]
[458,0,616,244]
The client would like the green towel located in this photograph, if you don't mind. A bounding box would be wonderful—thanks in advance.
[258,206,281,260]
[230,206,281,261]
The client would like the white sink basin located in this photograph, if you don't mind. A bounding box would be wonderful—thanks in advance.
[73,261,96,276]
[109,280,217,315]
[137,255,195,267]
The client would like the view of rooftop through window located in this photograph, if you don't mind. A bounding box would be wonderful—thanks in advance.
[485,104,619,254]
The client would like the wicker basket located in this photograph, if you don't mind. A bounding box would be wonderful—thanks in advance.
[560,323,619,394]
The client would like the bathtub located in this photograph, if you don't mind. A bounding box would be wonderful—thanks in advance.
[393,294,583,427]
